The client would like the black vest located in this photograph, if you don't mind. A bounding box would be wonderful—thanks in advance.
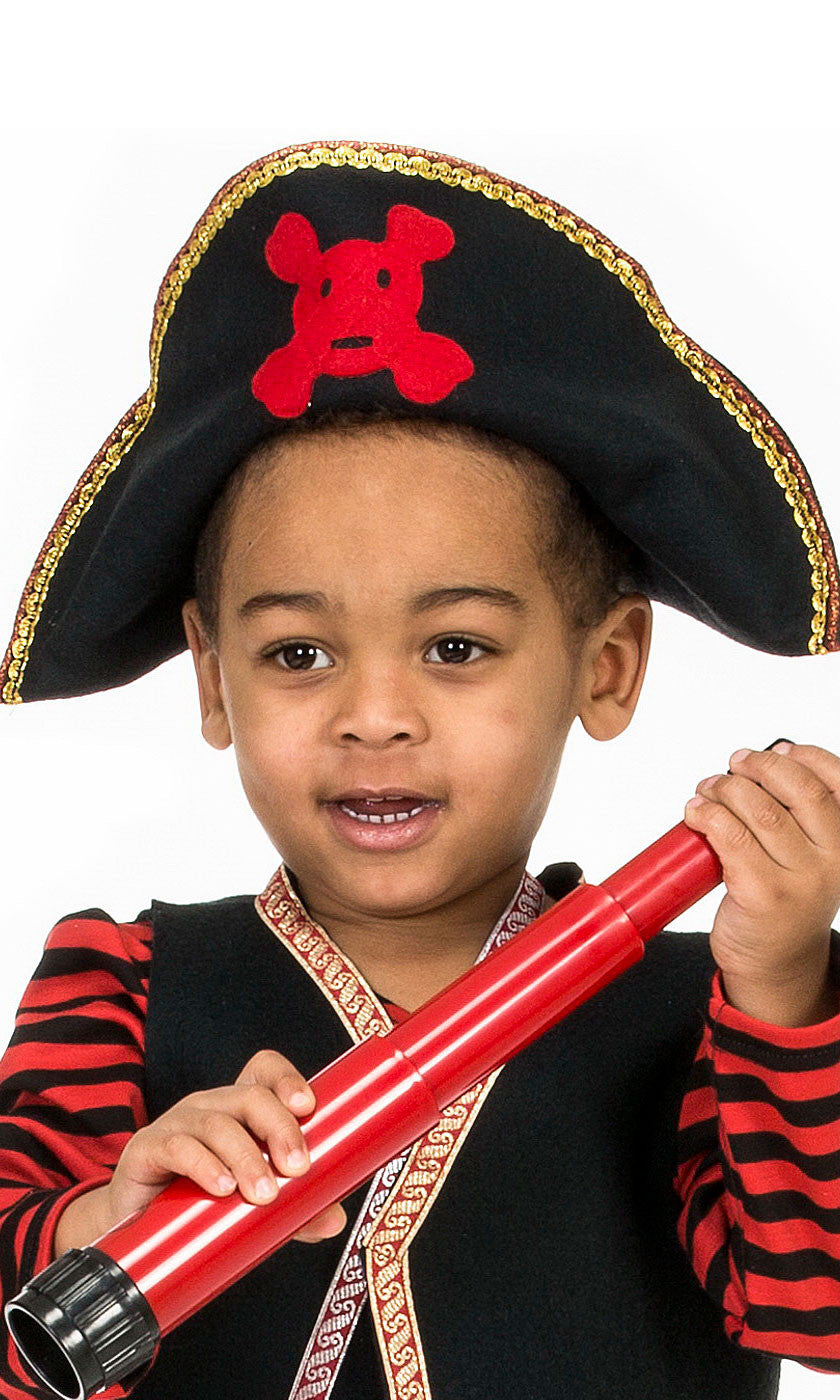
[132,867,779,1400]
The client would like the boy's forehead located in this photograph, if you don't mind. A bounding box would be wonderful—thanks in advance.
[229,427,536,550]
[241,421,528,495]
[226,470,538,594]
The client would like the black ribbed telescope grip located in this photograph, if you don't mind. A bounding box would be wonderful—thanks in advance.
[4,1246,159,1399]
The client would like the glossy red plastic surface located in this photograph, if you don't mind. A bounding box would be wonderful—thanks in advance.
[87,821,722,1337]
[602,819,722,941]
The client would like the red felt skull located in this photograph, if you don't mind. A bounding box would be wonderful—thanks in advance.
[251,204,475,418]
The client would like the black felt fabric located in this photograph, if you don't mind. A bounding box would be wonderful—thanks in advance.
[137,871,781,1399]
[9,144,836,701]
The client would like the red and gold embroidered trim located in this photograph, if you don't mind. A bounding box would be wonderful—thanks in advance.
[362,1071,501,1400]
[256,864,391,1042]
[255,861,544,1400]
[2,138,835,703]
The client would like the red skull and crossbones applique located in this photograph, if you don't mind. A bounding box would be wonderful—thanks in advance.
[251,203,475,418]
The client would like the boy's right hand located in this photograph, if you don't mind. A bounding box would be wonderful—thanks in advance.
[104,1049,347,1243]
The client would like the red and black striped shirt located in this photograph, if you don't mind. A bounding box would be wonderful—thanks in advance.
[1,911,839,1397]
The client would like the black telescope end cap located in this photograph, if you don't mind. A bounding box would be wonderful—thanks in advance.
[4,1247,160,1400]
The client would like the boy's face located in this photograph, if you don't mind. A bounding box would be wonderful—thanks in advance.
[183,426,650,918]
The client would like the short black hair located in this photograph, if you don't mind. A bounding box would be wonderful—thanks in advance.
[192,406,646,648]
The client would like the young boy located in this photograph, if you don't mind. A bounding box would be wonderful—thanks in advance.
[1,139,839,1400]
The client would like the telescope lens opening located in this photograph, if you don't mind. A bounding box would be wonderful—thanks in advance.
[5,1304,84,1400]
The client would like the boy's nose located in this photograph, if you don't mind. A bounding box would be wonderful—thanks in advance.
[328,668,429,747]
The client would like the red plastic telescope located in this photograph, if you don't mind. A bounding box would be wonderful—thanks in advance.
[5,817,722,1400]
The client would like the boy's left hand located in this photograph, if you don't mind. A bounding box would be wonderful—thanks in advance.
[683,742,840,1026]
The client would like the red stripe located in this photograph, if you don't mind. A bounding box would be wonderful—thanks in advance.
[713,1054,840,1101]
[738,1322,840,1362]
[713,1101,840,1153]
[733,1161,840,1209]
[745,1270,840,1309]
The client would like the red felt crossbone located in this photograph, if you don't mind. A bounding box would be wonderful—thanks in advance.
[251,204,475,417]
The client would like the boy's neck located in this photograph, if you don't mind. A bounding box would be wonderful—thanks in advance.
[286,862,553,1014]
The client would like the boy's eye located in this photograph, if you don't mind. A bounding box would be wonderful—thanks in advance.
[425,636,489,665]
[265,636,490,671]
[270,643,331,671]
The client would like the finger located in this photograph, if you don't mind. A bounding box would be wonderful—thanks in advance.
[182,1100,305,1204]
[293,1202,348,1244]
[187,1084,312,1178]
[766,742,840,803]
[231,1083,312,1177]
[235,1048,316,1116]
[691,771,804,870]
[684,787,778,886]
[727,746,840,853]
[182,1108,281,1204]
[147,1128,243,1199]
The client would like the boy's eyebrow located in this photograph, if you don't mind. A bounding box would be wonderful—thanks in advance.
[238,585,529,620]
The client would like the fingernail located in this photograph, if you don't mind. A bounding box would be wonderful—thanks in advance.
[686,795,707,808]
[255,1176,276,1200]
[287,1148,308,1170]
[217,1174,236,1192]
[772,741,792,754]
[290,1091,312,1111]
[730,748,751,764]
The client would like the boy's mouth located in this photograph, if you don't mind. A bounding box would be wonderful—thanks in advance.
[325,793,442,824]
[322,793,443,849]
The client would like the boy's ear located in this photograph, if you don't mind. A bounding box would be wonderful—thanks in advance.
[577,594,653,742]
[181,599,233,750]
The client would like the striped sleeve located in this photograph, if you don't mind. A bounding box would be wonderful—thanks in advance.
[674,935,840,1373]
[0,911,152,1399]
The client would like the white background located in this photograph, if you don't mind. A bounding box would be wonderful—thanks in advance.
[0,4,838,1394]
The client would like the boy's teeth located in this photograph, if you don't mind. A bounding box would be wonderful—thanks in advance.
[340,803,426,823]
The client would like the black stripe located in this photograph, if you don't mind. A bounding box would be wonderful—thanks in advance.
[17,989,146,1017]
[0,1124,85,1177]
[8,1016,142,1048]
[713,1019,840,1072]
[682,1170,723,1260]
[0,1062,145,1095]
[19,1187,60,1284]
[747,1240,840,1285]
[714,1070,840,1128]
[11,1101,139,1138]
[727,1178,840,1232]
[700,1219,748,1304]
[684,1051,714,1094]
[729,1129,840,1182]
[703,1238,731,1308]
[674,1114,718,1166]
[747,1301,840,1337]
[31,945,151,987]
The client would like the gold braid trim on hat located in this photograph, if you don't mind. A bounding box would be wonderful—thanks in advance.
[2,138,835,702]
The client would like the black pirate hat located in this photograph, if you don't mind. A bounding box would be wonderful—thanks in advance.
[2,139,837,703]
